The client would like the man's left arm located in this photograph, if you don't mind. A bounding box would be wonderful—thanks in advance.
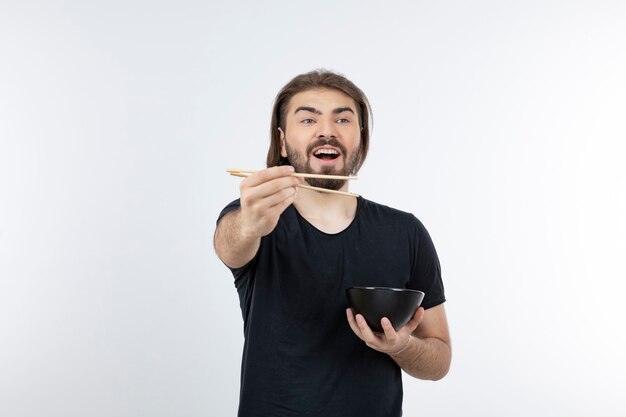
[389,304,451,380]
[346,303,451,381]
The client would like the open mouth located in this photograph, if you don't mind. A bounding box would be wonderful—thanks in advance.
[313,147,341,161]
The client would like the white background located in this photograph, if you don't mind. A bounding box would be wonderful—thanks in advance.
[1,1,625,416]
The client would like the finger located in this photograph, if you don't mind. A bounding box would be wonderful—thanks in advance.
[242,175,301,201]
[401,307,425,335]
[240,188,296,225]
[260,185,298,209]
[269,189,297,212]
[346,308,364,339]
[243,166,295,188]
[240,180,299,217]
[258,195,296,228]
[380,317,400,342]
[411,307,425,327]
[355,313,379,344]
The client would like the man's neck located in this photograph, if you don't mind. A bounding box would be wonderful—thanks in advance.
[293,185,358,234]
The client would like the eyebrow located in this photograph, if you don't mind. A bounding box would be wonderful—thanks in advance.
[293,106,355,115]
[294,106,322,115]
[332,107,355,115]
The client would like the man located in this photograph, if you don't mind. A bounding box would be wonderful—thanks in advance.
[214,69,451,417]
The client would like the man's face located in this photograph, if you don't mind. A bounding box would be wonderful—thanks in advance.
[279,88,362,190]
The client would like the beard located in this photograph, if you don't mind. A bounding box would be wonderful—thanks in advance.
[284,138,361,190]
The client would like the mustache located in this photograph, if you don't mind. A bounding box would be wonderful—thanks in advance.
[305,138,347,156]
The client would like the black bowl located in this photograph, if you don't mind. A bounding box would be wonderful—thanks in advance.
[346,287,425,332]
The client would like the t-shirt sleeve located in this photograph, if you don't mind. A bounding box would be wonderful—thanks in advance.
[215,198,255,278]
[217,198,241,224]
[409,217,446,310]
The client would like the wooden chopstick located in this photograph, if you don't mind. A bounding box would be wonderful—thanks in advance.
[227,170,359,197]
[227,168,357,181]
[295,184,359,197]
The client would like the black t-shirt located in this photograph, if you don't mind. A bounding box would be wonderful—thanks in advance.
[217,197,446,417]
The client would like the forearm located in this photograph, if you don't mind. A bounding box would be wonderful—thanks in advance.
[390,335,451,381]
[213,210,261,269]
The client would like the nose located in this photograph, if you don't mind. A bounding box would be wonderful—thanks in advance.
[317,118,337,138]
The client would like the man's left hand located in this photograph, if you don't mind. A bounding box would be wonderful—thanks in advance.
[346,307,425,355]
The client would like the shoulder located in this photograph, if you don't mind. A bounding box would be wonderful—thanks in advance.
[358,197,421,227]
[358,198,437,245]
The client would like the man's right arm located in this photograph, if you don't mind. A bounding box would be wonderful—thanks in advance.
[214,166,302,269]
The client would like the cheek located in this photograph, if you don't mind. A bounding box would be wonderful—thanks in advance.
[284,131,309,151]
[347,135,362,154]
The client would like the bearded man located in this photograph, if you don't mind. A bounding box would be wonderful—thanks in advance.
[214,69,451,417]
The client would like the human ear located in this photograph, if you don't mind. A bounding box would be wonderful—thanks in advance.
[278,128,287,158]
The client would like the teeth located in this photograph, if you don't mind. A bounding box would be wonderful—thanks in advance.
[315,148,339,155]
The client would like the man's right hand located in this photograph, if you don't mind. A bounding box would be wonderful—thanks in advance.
[214,166,302,269]
[238,166,303,239]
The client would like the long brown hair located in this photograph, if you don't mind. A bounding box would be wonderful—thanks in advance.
[266,69,372,173]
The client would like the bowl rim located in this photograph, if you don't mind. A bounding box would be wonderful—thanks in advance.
[347,286,425,295]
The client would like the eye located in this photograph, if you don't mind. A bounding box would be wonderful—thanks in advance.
[337,118,350,124]
[301,118,316,124]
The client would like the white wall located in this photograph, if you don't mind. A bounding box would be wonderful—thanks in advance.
[1,1,625,416]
